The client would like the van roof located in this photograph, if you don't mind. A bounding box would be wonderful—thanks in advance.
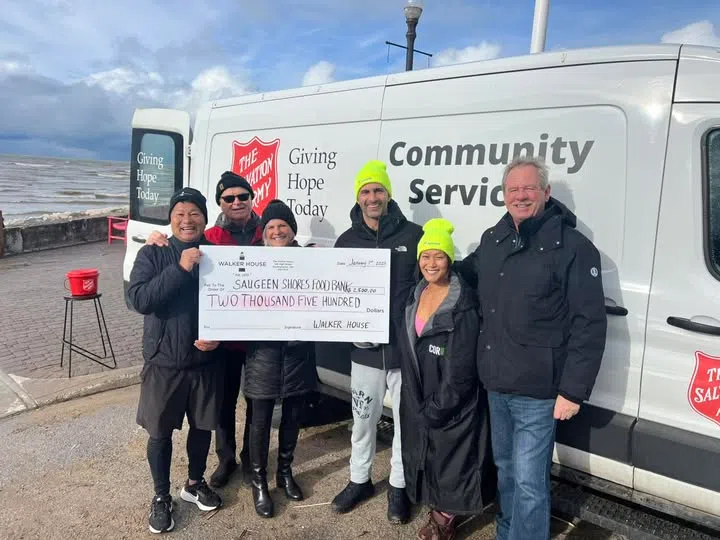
[209,43,715,109]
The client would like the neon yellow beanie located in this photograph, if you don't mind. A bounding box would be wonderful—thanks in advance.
[354,160,392,200]
[417,218,455,262]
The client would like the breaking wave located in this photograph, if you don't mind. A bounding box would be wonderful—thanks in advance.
[92,172,127,179]
[12,161,53,168]
[4,206,129,226]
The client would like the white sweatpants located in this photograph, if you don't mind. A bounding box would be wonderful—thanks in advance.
[349,362,405,488]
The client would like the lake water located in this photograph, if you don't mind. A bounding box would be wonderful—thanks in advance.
[0,154,129,225]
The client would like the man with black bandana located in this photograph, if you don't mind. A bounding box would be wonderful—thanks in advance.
[129,187,224,534]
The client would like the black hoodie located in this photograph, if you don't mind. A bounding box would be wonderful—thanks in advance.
[457,197,607,403]
[334,200,423,370]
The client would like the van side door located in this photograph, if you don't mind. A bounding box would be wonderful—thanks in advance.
[639,48,720,517]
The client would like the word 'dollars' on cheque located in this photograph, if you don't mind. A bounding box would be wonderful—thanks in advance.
[197,246,391,343]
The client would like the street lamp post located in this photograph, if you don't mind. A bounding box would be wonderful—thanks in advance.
[530,0,550,53]
[404,0,424,71]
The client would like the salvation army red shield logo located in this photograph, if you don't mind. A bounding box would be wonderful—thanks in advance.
[231,137,280,215]
[688,351,720,427]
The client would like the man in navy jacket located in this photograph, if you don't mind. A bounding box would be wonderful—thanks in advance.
[129,187,224,534]
[457,157,607,540]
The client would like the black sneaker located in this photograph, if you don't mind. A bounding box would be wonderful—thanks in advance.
[180,478,222,511]
[331,480,375,514]
[148,494,174,534]
[387,486,410,524]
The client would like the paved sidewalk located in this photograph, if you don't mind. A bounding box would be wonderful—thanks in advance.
[0,241,143,417]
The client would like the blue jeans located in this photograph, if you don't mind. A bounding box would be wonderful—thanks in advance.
[487,391,557,540]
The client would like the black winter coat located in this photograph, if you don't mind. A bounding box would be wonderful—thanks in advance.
[334,200,423,370]
[243,242,317,400]
[457,198,607,403]
[128,236,218,370]
[243,340,316,400]
[399,273,496,514]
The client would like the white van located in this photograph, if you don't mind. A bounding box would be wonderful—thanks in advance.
[123,43,720,534]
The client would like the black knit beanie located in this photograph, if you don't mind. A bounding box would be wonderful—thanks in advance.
[261,199,297,234]
[168,187,208,223]
[215,171,254,204]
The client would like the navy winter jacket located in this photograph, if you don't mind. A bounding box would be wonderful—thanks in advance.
[457,198,607,403]
[128,236,217,370]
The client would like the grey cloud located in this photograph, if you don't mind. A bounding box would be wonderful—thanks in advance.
[0,71,140,158]
[0,74,128,135]
[0,55,254,159]
[3,0,225,79]
[109,37,156,72]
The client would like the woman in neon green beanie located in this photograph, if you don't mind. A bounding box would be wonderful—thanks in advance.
[398,218,495,539]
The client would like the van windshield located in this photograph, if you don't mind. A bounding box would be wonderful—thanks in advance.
[130,130,183,224]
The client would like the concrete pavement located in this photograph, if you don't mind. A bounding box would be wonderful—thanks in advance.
[0,241,143,418]
[0,385,619,540]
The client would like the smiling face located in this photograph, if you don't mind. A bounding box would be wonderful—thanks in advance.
[170,202,206,242]
[357,183,389,226]
[503,164,551,229]
[419,249,450,285]
[219,186,253,225]
[263,218,295,247]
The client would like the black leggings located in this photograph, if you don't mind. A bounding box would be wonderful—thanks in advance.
[216,350,253,464]
[250,395,305,468]
[252,395,305,432]
[147,427,211,496]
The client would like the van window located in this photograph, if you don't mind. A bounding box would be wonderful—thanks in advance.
[706,129,720,278]
[129,130,183,224]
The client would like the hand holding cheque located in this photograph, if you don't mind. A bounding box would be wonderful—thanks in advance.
[198,246,390,343]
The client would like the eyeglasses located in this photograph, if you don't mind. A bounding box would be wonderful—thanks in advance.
[221,193,251,203]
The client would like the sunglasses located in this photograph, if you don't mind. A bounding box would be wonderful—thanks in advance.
[221,193,251,203]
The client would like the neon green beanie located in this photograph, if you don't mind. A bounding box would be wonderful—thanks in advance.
[417,218,455,262]
[354,160,392,200]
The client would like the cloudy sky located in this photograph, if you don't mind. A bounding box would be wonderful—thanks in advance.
[1,0,719,161]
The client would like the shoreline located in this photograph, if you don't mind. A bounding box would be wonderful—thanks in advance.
[2,205,129,227]
[1,206,129,257]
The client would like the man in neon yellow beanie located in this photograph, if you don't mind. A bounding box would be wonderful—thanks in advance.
[353,159,393,201]
[330,159,423,524]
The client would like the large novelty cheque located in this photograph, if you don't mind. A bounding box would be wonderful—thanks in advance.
[198,246,391,343]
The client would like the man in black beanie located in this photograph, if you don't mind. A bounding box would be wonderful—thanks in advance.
[204,172,263,488]
[169,187,209,222]
[129,186,224,534]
